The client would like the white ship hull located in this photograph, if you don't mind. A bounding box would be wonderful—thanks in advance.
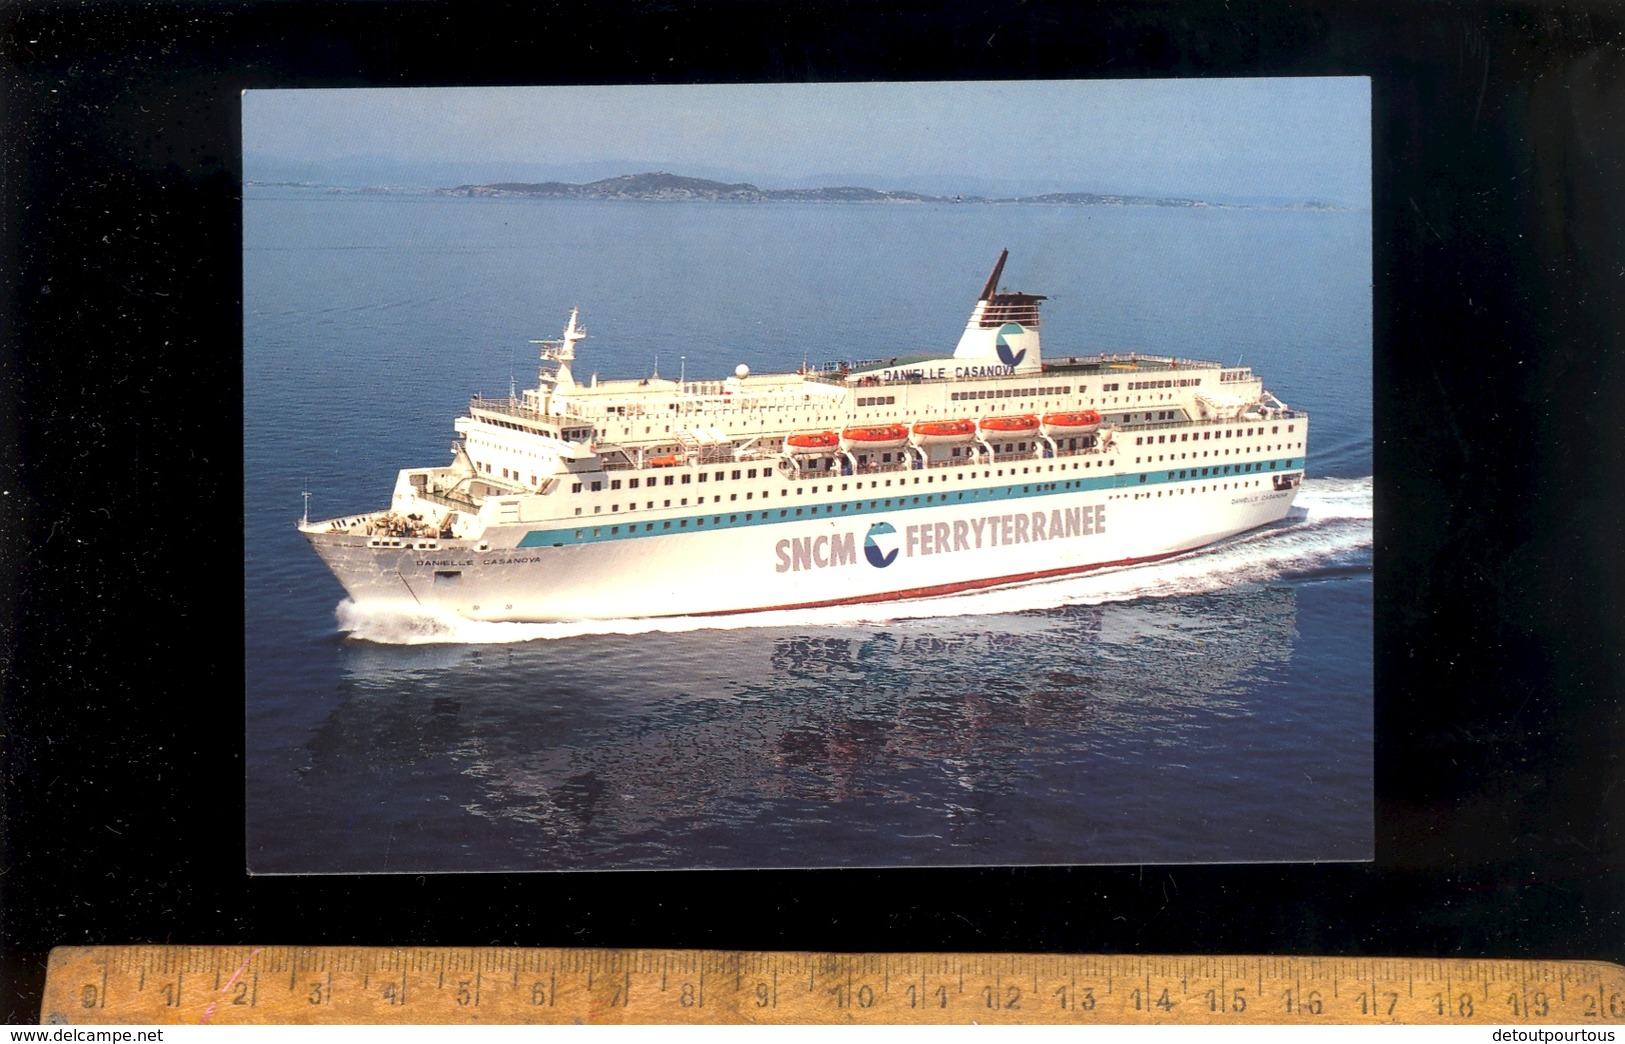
[304,471,1300,621]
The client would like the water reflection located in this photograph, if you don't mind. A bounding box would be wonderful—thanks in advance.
[294,584,1303,869]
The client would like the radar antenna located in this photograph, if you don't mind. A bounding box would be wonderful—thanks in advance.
[529,307,584,389]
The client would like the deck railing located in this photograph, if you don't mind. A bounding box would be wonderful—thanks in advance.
[801,351,1231,388]
[1115,408,1306,435]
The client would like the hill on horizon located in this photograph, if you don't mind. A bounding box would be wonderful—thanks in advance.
[243,157,1363,211]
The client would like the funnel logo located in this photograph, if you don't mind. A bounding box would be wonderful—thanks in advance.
[863,521,900,568]
[995,323,1027,368]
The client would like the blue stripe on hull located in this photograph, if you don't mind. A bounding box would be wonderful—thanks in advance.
[515,458,1302,549]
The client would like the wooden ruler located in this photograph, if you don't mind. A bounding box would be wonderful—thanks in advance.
[40,947,1625,1025]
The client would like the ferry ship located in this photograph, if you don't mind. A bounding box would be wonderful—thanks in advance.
[300,251,1307,621]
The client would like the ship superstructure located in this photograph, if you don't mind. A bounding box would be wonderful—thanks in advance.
[300,251,1308,621]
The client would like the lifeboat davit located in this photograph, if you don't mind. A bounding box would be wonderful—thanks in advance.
[978,414,1041,435]
[1041,409,1102,436]
[910,419,977,446]
[785,431,840,451]
[840,423,910,452]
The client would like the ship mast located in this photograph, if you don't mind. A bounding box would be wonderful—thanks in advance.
[531,307,585,391]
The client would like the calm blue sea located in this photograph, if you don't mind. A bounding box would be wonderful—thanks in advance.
[244,189,1372,873]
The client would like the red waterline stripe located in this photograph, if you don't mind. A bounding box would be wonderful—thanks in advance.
[704,543,1202,616]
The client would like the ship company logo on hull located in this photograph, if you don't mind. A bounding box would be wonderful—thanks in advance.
[774,505,1106,573]
[863,522,899,568]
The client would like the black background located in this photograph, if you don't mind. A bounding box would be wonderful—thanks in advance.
[3,0,1622,1024]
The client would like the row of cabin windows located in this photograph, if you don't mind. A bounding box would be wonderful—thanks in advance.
[951,385,1072,401]
[566,443,1059,495]
[569,479,1121,536]
[575,468,774,494]
[1135,423,1293,446]
[1138,466,1282,484]
[567,457,1226,516]
[853,442,1028,464]
[1128,378,1203,390]
[1151,462,1286,481]
[483,417,553,435]
[551,426,1302,500]
[559,455,1280,517]
[1136,443,1303,464]
[478,461,541,485]
[539,387,1236,441]
[573,386,1203,437]
[1121,480,1264,501]
[572,472,1284,537]
[559,438,1121,497]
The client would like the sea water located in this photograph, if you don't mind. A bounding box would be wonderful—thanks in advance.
[244,189,1372,872]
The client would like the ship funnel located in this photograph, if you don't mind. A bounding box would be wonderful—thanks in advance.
[953,249,1044,373]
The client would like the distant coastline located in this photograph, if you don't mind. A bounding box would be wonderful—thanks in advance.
[246,170,1353,211]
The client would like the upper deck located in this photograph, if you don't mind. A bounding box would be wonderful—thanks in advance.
[802,350,1253,388]
[466,349,1266,441]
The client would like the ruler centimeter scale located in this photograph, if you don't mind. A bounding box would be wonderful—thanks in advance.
[41,947,1625,1026]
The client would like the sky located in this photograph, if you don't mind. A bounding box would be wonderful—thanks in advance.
[243,79,1370,204]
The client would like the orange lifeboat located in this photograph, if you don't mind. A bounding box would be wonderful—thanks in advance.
[840,423,910,452]
[910,419,977,446]
[785,431,840,451]
[1041,409,1102,436]
[648,454,683,467]
[978,414,1040,435]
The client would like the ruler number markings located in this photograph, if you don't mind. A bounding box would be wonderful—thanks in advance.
[38,948,1625,1025]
